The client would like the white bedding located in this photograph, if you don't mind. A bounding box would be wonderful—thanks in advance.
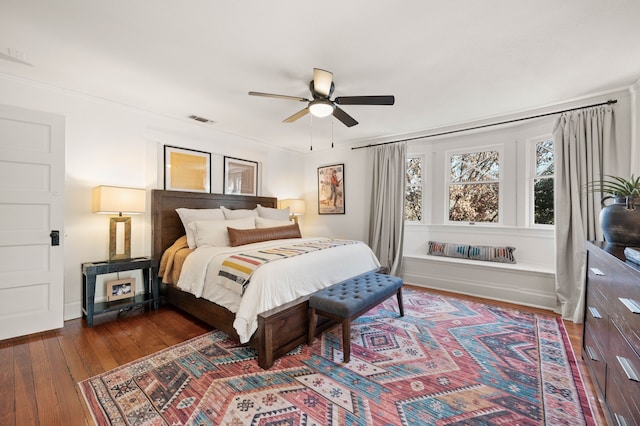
[177,237,381,343]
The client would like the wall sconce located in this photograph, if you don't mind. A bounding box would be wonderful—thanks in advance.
[279,199,306,224]
[92,186,145,261]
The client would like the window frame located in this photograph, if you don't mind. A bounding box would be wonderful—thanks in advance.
[527,135,555,228]
[445,144,504,226]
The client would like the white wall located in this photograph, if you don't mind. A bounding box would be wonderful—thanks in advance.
[0,75,305,320]
[301,145,372,242]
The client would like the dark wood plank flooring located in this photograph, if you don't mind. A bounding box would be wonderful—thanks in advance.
[0,287,606,425]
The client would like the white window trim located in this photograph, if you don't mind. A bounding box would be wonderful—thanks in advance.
[445,144,504,226]
[526,135,554,228]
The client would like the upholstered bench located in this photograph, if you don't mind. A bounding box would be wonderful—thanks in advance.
[308,272,404,363]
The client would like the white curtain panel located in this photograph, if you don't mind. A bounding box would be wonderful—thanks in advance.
[553,105,616,323]
[369,142,407,275]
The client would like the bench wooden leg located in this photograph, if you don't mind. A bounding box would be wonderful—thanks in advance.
[342,319,351,363]
[308,307,318,345]
[397,287,404,317]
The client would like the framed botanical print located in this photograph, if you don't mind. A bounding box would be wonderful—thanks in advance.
[164,145,211,192]
[318,163,345,214]
[224,156,258,196]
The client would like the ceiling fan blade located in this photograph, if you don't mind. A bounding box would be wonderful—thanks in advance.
[334,95,395,106]
[248,91,308,102]
[313,68,333,97]
[333,106,359,127]
[283,107,309,123]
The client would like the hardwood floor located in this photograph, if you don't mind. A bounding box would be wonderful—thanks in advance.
[0,288,607,425]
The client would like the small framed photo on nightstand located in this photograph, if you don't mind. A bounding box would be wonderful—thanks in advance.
[106,278,136,302]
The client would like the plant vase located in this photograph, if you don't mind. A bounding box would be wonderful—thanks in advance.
[600,196,640,246]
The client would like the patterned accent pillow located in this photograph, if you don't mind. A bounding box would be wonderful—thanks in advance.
[427,241,469,258]
[468,245,517,263]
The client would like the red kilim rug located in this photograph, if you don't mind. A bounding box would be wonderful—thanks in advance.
[79,288,594,425]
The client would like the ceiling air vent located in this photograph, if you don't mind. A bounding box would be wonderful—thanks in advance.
[188,115,214,124]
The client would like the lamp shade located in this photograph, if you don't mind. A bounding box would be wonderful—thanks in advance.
[92,186,145,214]
[280,198,306,215]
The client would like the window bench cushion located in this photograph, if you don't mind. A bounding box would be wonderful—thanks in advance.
[427,241,469,258]
[428,240,516,264]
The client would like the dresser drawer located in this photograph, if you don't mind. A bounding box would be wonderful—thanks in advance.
[610,277,640,356]
[585,289,609,351]
[586,266,613,306]
[583,326,607,395]
[605,374,638,426]
[609,320,640,423]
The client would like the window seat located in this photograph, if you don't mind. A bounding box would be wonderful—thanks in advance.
[401,253,556,310]
[404,253,554,275]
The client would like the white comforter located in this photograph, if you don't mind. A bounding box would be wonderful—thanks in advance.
[177,237,380,343]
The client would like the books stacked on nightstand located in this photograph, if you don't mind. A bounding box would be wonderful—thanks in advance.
[624,247,640,265]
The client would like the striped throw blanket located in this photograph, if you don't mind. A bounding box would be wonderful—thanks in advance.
[218,239,358,295]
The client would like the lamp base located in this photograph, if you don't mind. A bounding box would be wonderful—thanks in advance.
[109,216,131,261]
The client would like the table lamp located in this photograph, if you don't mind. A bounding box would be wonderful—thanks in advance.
[92,186,145,261]
[279,199,306,224]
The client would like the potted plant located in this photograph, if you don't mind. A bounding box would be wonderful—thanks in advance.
[587,175,640,246]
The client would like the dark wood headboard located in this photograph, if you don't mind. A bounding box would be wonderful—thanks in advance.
[151,190,278,260]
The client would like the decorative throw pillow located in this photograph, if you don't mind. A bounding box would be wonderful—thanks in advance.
[255,216,293,228]
[468,245,517,263]
[176,208,225,249]
[190,217,255,247]
[427,241,469,258]
[220,206,258,219]
[256,204,290,221]
[228,223,302,247]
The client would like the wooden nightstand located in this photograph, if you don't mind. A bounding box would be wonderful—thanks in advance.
[81,257,159,327]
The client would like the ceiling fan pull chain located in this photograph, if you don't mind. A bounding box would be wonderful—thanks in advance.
[331,119,334,148]
[310,115,313,151]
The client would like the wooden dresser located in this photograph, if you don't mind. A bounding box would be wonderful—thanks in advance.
[584,241,640,425]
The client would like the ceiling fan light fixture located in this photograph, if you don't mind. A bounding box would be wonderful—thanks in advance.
[308,99,334,118]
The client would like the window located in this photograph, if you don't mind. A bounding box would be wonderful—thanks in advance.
[532,138,554,225]
[448,148,500,223]
[405,156,422,221]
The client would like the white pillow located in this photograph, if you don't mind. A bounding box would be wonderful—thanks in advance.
[220,206,258,219]
[255,216,293,229]
[256,204,290,221]
[190,217,256,247]
[176,208,225,249]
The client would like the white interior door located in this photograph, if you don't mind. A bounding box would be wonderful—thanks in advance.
[0,104,65,340]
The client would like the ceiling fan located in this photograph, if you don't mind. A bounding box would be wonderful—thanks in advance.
[248,68,394,127]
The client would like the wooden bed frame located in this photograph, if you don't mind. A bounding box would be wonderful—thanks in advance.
[151,189,336,369]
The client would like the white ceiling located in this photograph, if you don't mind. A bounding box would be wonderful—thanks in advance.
[2,1,640,152]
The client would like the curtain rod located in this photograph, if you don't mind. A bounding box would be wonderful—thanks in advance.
[352,99,617,150]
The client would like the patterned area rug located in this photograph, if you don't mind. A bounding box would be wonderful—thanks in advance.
[79,288,594,425]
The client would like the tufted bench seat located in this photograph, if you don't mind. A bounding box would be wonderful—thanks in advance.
[308,271,404,362]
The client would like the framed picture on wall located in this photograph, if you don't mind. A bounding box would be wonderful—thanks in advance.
[318,163,345,214]
[164,145,211,193]
[223,156,258,196]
